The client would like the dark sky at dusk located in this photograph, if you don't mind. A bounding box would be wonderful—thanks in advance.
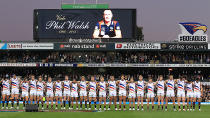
[0,0,209,41]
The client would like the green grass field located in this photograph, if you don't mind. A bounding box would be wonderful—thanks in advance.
[0,104,210,118]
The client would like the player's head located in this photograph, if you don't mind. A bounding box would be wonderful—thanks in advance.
[48,77,52,82]
[100,76,104,82]
[31,75,35,80]
[196,76,200,82]
[110,75,114,81]
[57,79,60,82]
[181,75,186,81]
[130,77,134,83]
[159,75,163,81]
[13,74,16,79]
[120,74,125,80]
[38,76,42,82]
[65,75,69,81]
[103,10,113,22]
[81,76,85,81]
[91,76,95,81]
[24,78,28,82]
[73,78,77,83]
[148,76,153,82]
[169,75,173,80]
[138,75,143,81]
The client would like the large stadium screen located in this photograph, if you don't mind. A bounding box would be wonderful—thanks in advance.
[34,9,136,42]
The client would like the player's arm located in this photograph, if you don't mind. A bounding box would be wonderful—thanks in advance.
[112,30,122,38]
[112,22,122,38]
[201,83,203,97]
[53,82,56,92]
[20,80,23,85]
[44,83,47,93]
[93,23,100,38]
[164,80,168,85]
[154,81,157,86]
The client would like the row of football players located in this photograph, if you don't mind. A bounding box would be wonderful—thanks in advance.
[1,74,202,111]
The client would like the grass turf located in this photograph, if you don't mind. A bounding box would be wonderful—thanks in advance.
[0,105,209,118]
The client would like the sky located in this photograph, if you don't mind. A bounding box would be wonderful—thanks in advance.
[0,0,209,42]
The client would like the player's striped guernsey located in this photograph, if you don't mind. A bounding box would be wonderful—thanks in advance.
[37,81,44,91]
[30,80,36,91]
[80,81,87,91]
[167,80,174,91]
[2,80,10,91]
[194,81,201,92]
[55,81,62,92]
[89,82,96,92]
[157,81,164,92]
[186,83,193,92]
[137,81,144,92]
[147,83,154,93]
[99,81,106,92]
[109,81,116,91]
[71,83,78,92]
[11,78,19,89]
[63,80,70,91]
[22,82,29,92]
[119,80,126,91]
[177,80,185,91]
[47,82,53,92]
[129,83,136,93]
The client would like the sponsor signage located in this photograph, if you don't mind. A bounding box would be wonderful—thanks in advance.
[7,43,54,50]
[161,43,208,50]
[1,63,210,67]
[0,43,7,50]
[178,22,208,42]
[3,42,210,50]
[115,43,161,49]
[55,43,114,50]
[61,4,109,9]
[0,63,36,67]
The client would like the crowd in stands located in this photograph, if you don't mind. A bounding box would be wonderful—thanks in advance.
[1,51,210,64]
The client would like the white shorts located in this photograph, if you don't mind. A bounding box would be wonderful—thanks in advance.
[194,92,201,98]
[89,92,96,97]
[128,93,136,98]
[30,90,37,96]
[2,90,10,95]
[187,92,194,98]
[119,90,126,96]
[99,92,106,97]
[80,91,87,97]
[55,91,63,97]
[137,91,144,97]
[157,91,164,97]
[177,91,185,97]
[46,92,54,97]
[36,91,43,97]
[109,91,117,97]
[166,90,175,97]
[71,92,78,98]
[147,93,154,98]
[11,89,19,95]
[22,92,29,97]
[63,91,71,97]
